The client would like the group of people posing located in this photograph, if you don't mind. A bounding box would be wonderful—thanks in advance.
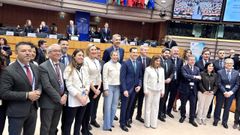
[0,34,240,135]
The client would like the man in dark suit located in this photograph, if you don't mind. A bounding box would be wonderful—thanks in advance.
[158,48,174,122]
[213,49,225,72]
[39,44,67,135]
[226,49,240,70]
[102,34,124,64]
[195,49,211,72]
[66,20,78,39]
[120,47,142,132]
[36,39,47,65]
[164,37,177,49]
[213,58,239,129]
[100,22,111,43]
[58,38,71,67]
[207,49,226,119]
[166,46,183,118]
[179,55,201,127]
[0,42,41,135]
[130,45,151,123]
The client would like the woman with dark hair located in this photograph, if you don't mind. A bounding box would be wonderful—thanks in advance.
[0,37,12,65]
[30,44,39,66]
[63,49,90,135]
[144,55,165,129]
[183,49,192,65]
[197,62,217,125]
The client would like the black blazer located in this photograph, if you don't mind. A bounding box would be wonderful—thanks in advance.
[164,40,177,48]
[199,71,218,93]
[0,61,41,117]
[160,57,174,79]
[100,28,111,43]
[171,57,183,81]
[137,56,151,75]
[37,48,47,65]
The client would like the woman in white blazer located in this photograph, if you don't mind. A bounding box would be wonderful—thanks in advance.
[82,43,102,135]
[63,49,90,135]
[144,55,165,129]
[102,51,121,131]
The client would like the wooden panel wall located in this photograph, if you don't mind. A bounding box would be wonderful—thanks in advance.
[0,4,75,34]
[0,4,167,41]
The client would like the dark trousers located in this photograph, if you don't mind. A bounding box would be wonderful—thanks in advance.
[62,106,86,135]
[120,91,136,127]
[214,92,235,124]
[167,80,179,114]
[180,91,197,121]
[234,94,240,125]
[0,105,6,135]
[207,100,213,116]
[159,84,170,117]
[8,106,37,135]
[82,85,99,135]
[40,108,62,135]
[82,102,91,135]
[90,91,101,123]
[130,87,144,119]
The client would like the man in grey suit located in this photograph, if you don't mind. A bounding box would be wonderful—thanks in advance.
[39,44,67,135]
[0,42,41,135]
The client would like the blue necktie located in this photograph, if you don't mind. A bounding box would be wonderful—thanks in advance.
[227,71,231,81]
[133,60,136,73]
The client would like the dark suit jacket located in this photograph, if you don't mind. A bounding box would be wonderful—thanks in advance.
[120,59,142,94]
[160,57,174,79]
[195,59,212,72]
[37,48,47,65]
[179,65,200,95]
[171,57,183,81]
[213,59,225,72]
[66,25,78,37]
[136,56,151,75]
[199,71,218,93]
[100,28,111,43]
[39,25,49,33]
[102,46,124,64]
[60,54,72,66]
[0,61,41,117]
[164,40,177,48]
[39,60,66,109]
[217,69,239,94]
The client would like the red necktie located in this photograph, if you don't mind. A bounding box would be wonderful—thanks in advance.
[24,65,33,84]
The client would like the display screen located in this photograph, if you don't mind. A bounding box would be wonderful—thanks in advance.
[223,0,240,22]
[172,0,224,21]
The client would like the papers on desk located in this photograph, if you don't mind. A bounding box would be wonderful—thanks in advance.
[27,33,37,37]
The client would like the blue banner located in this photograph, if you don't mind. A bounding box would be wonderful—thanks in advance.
[75,11,90,41]
[88,0,107,4]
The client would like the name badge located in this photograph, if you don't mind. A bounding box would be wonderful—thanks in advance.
[0,100,2,106]
[225,85,231,89]
[80,88,86,96]
[189,82,194,86]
